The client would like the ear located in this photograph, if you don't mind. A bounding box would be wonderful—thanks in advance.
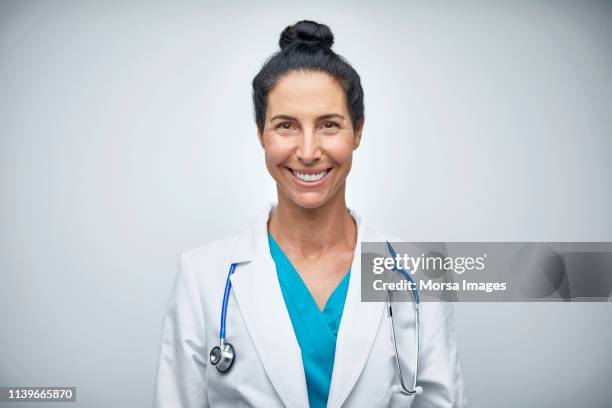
[352,115,365,150]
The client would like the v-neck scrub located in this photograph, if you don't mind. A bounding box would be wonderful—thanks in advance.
[268,232,351,408]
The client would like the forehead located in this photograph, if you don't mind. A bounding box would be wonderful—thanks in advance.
[266,70,347,118]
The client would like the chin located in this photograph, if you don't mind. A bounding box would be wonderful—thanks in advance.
[289,192,329,210]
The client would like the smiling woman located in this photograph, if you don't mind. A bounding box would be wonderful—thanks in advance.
[153,19,466,408]
[260,70,361,210]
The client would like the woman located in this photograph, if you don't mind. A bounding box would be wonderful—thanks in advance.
[154,20,466,408]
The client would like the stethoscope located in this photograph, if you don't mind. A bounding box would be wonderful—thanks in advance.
[208,263,238,373]
[385,241,423,395]
[209,241,423,396]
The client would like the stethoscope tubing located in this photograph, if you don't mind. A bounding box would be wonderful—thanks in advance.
[386,241,421,395]
[220,262,237,341]
[213,242,422,395]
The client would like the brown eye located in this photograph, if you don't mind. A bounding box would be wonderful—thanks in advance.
[323,122,339,129]
[277,122,294,130]
[320,121,340,134]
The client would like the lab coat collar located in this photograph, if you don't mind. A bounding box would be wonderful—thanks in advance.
[228,202,387,408]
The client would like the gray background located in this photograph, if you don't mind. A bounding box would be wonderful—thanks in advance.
[1,1,611,407]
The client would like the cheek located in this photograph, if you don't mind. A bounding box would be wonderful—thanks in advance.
[324,136,355,166]
[264,136,293,166]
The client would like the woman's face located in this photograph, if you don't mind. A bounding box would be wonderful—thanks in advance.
[258,70,363,210]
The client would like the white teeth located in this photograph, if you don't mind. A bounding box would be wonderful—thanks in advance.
[292,169,328,182]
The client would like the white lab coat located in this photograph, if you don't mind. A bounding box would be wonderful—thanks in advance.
[153,202,467,407]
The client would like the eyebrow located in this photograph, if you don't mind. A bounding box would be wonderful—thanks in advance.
[270,113,345,121]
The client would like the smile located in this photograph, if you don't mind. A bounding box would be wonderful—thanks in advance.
[286,167,333,185]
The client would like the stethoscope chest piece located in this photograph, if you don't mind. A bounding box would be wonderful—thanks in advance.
[210,342,235,373]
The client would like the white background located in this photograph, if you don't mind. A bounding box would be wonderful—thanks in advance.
[1,1,611,407]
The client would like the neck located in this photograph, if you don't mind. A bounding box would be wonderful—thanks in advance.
[268,185,357,261]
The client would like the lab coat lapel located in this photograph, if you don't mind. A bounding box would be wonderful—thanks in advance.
[228,204,310,408]
[326,210,387,408]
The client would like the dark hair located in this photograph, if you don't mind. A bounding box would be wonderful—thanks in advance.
[252,20,365,134]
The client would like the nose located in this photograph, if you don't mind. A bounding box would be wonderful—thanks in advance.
[295,128,322,164]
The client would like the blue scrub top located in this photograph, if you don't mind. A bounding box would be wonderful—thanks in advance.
[268,232,351,408]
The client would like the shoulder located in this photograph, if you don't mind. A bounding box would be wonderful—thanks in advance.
[181,234,238,267]
[362,219,458,325]
[177,230,245,292]
[360,217,403,244]
[180,204,267,269]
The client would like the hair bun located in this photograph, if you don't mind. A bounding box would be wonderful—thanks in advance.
[279,20,334,52]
